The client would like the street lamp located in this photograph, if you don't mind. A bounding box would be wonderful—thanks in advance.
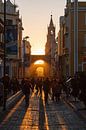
[74,0,78,73]
[4,0,6,77]
[23,36,29,40]
[3,0,6,111]
[23,36,29,78]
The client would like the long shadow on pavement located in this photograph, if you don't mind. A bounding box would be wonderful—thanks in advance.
[45,101,69,130]
[0,96,28,130]
[39,96,46,130]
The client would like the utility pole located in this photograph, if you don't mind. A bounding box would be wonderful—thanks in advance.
[23,36,29,78]
[3,0,6,110]
[4,0,6,76]
[74,0,78,73]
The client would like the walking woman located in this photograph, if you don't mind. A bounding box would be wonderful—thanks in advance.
[21,79,32,107]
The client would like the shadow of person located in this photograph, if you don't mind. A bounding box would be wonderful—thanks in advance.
[39,96,46,130]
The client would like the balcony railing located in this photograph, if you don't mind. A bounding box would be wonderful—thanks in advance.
[63,48,69,55]
[0,42,4,55]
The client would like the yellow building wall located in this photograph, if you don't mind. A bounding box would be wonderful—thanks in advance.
[70,4,86,75]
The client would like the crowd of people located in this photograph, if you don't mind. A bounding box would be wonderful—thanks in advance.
[0,72,86,108]
[0,74,21,106]
[21,72,86,107]
[64,72,86,106]
[21,77,63,107]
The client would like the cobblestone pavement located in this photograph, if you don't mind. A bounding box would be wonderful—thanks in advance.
[62,95,86,120]
[0,92,86,130]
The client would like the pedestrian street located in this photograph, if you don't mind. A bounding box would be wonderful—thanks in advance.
[0,91,86,130]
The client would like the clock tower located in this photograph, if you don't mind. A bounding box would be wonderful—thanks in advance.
[45,15,57,77]
[45,15,56,59]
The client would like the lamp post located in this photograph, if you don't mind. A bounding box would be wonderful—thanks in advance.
[74,0,78,73]
[3,0,6,111]
[4,0,6,76]
[23,36,29,78]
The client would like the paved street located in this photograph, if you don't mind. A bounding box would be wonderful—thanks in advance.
[0,92,86,130]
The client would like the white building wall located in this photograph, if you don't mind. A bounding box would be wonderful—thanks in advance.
[0,0,21,78]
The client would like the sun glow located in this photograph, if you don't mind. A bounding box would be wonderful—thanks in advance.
[36,67,44,77]
[31,49,45,55]
[34,60,44,65]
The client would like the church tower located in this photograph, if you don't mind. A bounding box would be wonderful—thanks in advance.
[45,15,56,59]
[45,15,57,77]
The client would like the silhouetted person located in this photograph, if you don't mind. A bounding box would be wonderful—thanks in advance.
[0,79,3,105]
[2,74,10,110]
[35,78,39,95]
[21,79,32,107]
[10,77,19,94]
[30,77,35,92]
[43,78,50,104]
[36,78,42,96]
[38,78,43,96]
[71,74,79,101]
[78,73,86,106]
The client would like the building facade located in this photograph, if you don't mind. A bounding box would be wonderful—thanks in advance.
[0,0,23,78]
[0,18,4,77]
[45,15,57,77]
[58,1,86,77]
[22,39,31,78]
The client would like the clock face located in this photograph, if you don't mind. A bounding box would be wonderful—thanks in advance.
[51,30,53,35]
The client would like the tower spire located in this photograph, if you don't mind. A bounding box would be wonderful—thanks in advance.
[50,14,54,26]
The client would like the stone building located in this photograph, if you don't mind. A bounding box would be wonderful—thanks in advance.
[0,18,4,77]
[0,0,23,78]
[45,15,57,77]
[58,0,86,77]
[22,39,31,78]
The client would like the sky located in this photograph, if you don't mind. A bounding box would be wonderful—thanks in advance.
[11,0,85,54]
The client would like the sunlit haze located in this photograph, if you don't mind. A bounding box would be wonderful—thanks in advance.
[34,60,44,65]
[14,0,86,55]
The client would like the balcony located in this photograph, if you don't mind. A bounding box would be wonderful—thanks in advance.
[63,48,69,55]
[64,8,69,17]
[82,56,86,62]
[0,42,4,56]
[81,47,86,55]
[64,26,69,36]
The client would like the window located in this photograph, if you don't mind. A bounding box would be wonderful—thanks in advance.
[0,33,3,43]
[6,19,13,25]
[82,62,86,71]
[85,14,86,25]
[84,34,86,47]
